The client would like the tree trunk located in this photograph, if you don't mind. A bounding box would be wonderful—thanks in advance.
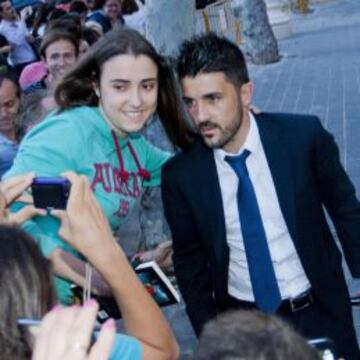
[145,0,195,57]
[239,0,280,64]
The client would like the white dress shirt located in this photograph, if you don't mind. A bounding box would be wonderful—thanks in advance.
[214,113,310,301]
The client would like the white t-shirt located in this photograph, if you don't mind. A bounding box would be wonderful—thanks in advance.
[0,19,36,65]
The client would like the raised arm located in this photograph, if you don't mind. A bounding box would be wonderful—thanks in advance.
[52,172,179,360]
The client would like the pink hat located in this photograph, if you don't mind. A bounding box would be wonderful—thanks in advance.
[19,61,48,90]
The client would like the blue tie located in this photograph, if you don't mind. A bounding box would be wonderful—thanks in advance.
[225,150,282,312]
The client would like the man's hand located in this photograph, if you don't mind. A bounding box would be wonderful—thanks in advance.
[0,173,46,224]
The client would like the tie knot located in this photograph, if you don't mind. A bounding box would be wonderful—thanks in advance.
[225,149,250,178]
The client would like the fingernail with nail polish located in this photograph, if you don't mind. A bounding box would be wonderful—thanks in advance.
[52,304,62,312]
[103,318,115,330]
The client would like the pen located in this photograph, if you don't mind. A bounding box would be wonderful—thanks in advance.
[17,318,102,331]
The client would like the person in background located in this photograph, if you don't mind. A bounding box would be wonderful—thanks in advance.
[122,0,145,35]
[23,28,78,95]
[20,16,81,92]
[79,26,100,57]
[86,0,124,33]
[69,0,89,23]
[19,59,47,90]
[30,3,55,39]
[0,33,10,70]
[193,310,321,360]
[18,89,54,133]
[0,0,38,75]
[0,71,22,178]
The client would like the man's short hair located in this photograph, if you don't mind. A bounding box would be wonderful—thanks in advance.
[192,310,321,360]
[176,32,250,87]
[39,28,79,59]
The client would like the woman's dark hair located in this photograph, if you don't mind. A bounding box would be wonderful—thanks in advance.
[55,27,193,150]
[0,225,55,360]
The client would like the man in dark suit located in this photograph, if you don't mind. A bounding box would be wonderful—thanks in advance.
[161,33,360,359]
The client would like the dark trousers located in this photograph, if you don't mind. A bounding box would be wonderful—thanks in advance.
[224,294,360,360]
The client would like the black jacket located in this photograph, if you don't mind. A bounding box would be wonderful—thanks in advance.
[162,113,360,336]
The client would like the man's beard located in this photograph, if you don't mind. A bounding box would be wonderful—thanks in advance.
[198,102,244,150]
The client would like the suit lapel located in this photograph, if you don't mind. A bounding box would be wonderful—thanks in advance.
[193,141,228,264]
[256,115,298,244]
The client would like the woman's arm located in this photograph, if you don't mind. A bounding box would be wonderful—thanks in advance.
[52,172,179,360]
[49,248,112,296]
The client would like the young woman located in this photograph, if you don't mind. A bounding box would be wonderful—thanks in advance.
[4,27,190,305]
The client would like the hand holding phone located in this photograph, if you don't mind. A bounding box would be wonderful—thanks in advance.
[31,177,71,210]
[0,173,46,224]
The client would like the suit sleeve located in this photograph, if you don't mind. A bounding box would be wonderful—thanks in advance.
[313,119,360,277]
[161,163,217,336]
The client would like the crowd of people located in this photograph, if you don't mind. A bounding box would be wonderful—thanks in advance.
[0,0,359,359]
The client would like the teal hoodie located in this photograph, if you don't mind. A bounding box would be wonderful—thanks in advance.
[4,106,170,304]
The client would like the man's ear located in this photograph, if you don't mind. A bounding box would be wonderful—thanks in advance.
[240,82,254,108]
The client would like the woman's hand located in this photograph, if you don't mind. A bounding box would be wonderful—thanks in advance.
[51,171,120,269]
[32,301,115,360]
[0,173,46,224]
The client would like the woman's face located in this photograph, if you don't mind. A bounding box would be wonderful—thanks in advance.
[103,0,121,20]
[98,54,158,137]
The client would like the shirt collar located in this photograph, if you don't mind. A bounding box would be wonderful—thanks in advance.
[214,111,261,161]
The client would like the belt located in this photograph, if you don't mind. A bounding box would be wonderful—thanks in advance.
[228,289,315,313]
[280,289,315,313]
[227,289,315,313]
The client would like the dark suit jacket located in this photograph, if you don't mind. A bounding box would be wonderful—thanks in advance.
[161,113,360,336]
